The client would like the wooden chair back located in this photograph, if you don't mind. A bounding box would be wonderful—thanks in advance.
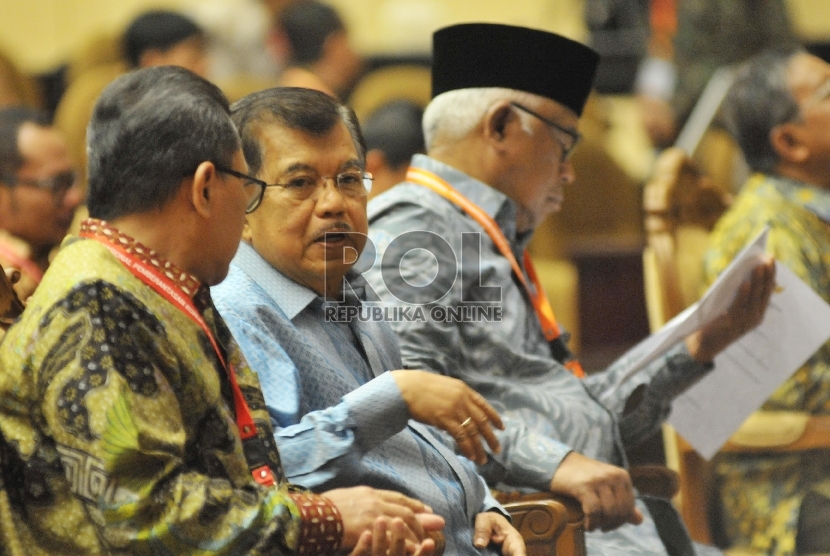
[642,147,730,544]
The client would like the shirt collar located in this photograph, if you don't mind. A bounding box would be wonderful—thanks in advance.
[80,218,202,298]
[769,174,830,224]
[410,154,521,244]
[231,241,317,319]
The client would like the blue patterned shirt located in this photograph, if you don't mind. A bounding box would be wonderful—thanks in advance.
[212,241,503,556]
[364,155,720,556]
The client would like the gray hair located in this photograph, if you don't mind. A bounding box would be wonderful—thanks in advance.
[422,88,535,150]
[722,46,805,174]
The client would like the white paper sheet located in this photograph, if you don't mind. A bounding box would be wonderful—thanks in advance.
[599,227,771,401]
[668,260,830,459]
[599,227,830,459]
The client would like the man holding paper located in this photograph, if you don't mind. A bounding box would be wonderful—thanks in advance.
[365,22,775,556]
[705,46,830,555]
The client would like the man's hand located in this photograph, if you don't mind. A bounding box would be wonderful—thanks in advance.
[391,370,503,465]
[324,486,445,551]
[549,452,644,532]
[686,256,776,363]
[347,516,436,556]
[473,512,526,556]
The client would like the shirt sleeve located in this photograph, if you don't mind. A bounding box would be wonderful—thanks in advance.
[221,314,411,490]
[584,341,713,448]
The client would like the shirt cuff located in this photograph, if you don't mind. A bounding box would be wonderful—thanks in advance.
[289,490,344,555]
[341,372,410,451]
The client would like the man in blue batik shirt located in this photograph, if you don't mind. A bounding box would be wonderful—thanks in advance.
[211,86,525,556]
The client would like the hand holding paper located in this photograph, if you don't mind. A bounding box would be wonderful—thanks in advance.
[684,254,775,364]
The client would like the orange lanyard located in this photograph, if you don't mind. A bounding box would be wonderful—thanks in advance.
[407,167,585,378]
[81,232,277,487]
[0,241,44,284]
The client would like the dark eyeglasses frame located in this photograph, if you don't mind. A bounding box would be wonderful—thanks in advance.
[1,170,77,195]
[214,165,269,213]
[510,102,581,162]
[215,164,372,213]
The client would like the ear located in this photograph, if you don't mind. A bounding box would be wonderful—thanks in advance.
[482,102,515,145]
[770,122,810,164]
[365,149,386,175]
[138,48,165,68]
[241,219,254,244]
[190,161,217,218]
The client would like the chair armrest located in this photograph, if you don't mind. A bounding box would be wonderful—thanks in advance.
[629,465,680,500]
[495,491,586,556]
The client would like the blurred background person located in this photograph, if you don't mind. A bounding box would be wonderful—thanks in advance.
[704,46,830,556]
[633,0,796,149]
[53,9,208,191]
[361,99,425,199]
[0,106,82,303]
[274,0,364,98]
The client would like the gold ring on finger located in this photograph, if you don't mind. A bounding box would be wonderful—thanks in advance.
[461,417,472,427]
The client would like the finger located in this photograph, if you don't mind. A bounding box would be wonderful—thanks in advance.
[579,489,603,532]
[416,538,436,556]
[471,391,504,430]
[375,500,424,543]
[603,481,634,532]
[415,512,445,532]
[454,423,486,465]
[596,484,622,531]
[377,490,431,515]
[628,506,645,526]
[463,401,502,455]
[388,518,409,556]
[348,529,373,556]
[500,528,527,556]
[473,513,494,549]
[470,411,501,455]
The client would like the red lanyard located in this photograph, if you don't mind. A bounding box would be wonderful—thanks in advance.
[0,241,44,284]
[81,231,277,487]
[407,167,585,378]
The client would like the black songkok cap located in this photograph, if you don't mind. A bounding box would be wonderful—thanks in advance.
[431,23,600,117]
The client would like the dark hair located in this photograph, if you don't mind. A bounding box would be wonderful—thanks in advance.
[277,1,345,65]
[86,66,239,221]
[123,10,204,68]
[0,106,50,179]
[362,100,425,169]
[230,87,365,177]
[722,45,805,173]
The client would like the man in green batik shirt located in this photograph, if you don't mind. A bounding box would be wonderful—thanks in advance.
[0,66,442,556]
[705,47,830,556]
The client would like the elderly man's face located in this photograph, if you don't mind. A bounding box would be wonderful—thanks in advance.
[244,121,368,297]
[0,123,82,251]
[502,97,579,233]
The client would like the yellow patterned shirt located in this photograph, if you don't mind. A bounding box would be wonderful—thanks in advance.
[0,221,340,556]
[704,173,830,555]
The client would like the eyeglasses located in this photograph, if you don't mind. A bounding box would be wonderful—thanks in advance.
[217,164,373,213]
[214,165,269,213]
[1,170,77,198]
[510,102,581,162]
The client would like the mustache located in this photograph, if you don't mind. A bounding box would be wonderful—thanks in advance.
[314,222,354,240]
